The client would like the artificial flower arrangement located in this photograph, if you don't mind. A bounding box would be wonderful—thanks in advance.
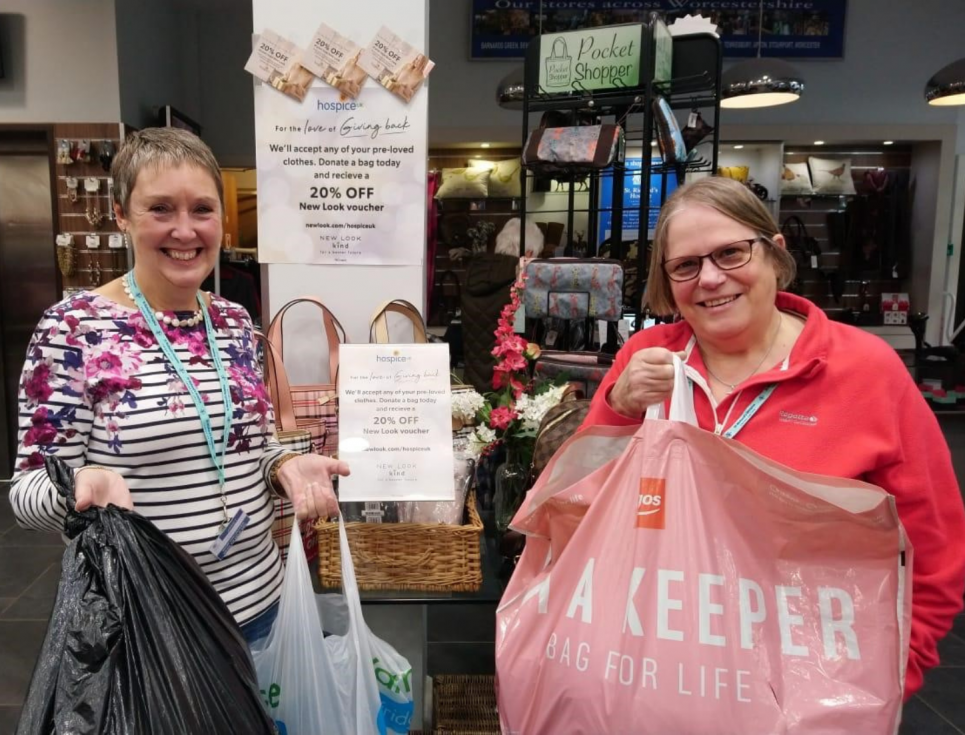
[453,272,567,476]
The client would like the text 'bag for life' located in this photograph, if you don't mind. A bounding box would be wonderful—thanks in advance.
[496,357,911,735]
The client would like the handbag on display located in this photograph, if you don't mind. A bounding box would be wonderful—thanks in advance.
[522,258,624,321]
[652,96,687,165]
[533,350,613,401]
[272,426,315,563]
[264,297,346,459]
[781,215,823,277]
[259,334,323,563]
[369,299,428,344]
[522,124,625,173]
[529,392,591,482]
[680,108,714,153]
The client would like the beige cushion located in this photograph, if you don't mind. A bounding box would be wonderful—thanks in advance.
[780,162,813,195]
[435,167,490,199]
[487,158,524,198]
[808,156,857,195]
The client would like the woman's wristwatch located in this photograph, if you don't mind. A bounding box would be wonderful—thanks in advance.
[268,453,300,495]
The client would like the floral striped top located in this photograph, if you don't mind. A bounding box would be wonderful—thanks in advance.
[9,291,288,625]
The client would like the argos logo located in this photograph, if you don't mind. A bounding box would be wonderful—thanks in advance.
[636,477,666,530]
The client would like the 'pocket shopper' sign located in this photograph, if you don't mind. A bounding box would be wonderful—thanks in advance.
[538,25,642,93]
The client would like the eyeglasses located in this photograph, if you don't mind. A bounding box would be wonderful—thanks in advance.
[662,237,764,282]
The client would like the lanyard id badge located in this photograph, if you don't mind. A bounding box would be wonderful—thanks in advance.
[210,508,251,560]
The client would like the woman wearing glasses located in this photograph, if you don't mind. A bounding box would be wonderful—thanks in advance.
[583,176,964,699]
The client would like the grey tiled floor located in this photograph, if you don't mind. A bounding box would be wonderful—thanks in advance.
[0,489,63,732]
[0,417,963,733]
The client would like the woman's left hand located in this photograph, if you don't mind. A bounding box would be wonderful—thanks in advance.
[275,454,351,521]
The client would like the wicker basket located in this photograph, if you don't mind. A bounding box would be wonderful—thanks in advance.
[315,489,483,591]
[432,675,499,735]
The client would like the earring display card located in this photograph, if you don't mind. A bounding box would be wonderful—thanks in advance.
[53,123,123,292]
[301,23,365,100]
[357,26,434,103]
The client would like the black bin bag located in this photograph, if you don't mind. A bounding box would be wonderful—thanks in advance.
[16,456,276,734]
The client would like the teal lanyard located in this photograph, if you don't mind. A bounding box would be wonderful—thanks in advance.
[126,272,234,526]
[722,383,777,439]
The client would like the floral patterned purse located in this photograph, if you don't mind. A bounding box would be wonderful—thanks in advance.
[522,124,624,173]
[522,258,624,320]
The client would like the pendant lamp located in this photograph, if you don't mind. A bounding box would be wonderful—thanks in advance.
[925,58,965,106]
[496,67,526,110]
[721,0,804,109]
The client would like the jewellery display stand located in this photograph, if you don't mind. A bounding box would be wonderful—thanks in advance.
[517,16,723,324]
[52,123,131,296]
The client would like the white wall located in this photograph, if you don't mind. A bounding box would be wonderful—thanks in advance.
[114,0,201,131]
[0,0,120,123]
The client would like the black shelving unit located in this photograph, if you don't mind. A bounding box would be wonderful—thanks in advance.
[517,15,723,323]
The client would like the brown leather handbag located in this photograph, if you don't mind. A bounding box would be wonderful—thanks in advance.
[530,391,591,482]
[264,297,346,458]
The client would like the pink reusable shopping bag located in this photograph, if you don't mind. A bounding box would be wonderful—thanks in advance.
[496,357,912,735]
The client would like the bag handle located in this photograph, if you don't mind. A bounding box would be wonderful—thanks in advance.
[781,215,808,243]
[550,37,567,59]
[368,299,428,344]
[644,354,697,425]
[267,297,346,384]
[257,331,299,434]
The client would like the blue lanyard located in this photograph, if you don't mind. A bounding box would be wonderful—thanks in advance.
[723,383,777,439]
[126,272,233,525]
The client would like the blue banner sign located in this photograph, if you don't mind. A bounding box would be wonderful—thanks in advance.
[597,157,678,245]
[470,0,846,59]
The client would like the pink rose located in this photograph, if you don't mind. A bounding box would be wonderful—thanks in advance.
[497,352,527,373]
[489,406,518,431]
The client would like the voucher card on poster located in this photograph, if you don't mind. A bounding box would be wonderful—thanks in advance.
[337,344,454,502]
[244,29,315,102]
[358,26,434,103]
[301,22,366,99]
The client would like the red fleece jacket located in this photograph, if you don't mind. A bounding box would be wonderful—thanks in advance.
[582,293,965,698]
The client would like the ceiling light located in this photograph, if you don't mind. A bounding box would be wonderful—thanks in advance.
[733,144,745,149]
[720,1,804,109]
[721,58,805,108]
[481,143,491,148]
[813,141,825,145]
[496,67,525,110]
[883,140,894,145]
[925,58,965,106]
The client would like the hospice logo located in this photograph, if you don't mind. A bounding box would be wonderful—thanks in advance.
[636,477,666,530]
[779,409,818,427]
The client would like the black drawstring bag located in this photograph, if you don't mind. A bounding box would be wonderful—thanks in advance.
[16,456,276,735]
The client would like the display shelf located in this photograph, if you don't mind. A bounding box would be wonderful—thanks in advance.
[516,19,722,324]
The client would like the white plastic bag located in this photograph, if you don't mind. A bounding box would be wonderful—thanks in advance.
[252,518,414,735]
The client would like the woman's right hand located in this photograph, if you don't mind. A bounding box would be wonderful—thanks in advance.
[74,467,134,512]
[608,347,685,419]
